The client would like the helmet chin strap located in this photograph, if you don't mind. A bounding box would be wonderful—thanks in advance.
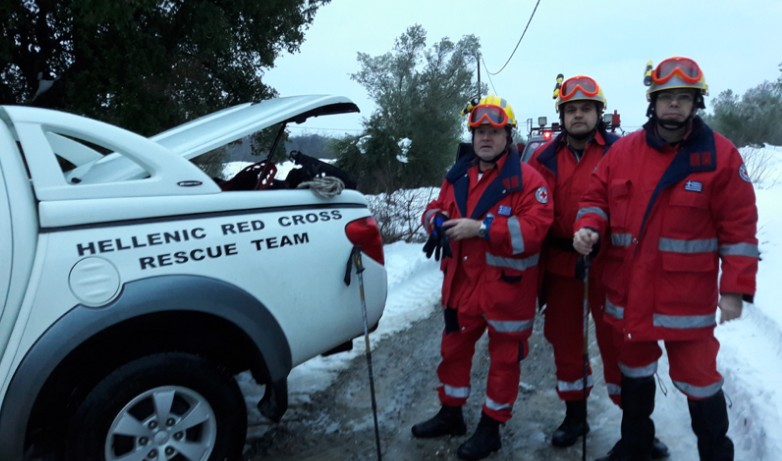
[656,117,690,130]
[651,106,693,130]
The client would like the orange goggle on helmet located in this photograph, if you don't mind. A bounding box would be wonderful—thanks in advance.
[467,94,517,128]
[646,56,708,99]
[554,75,606,111]
[653,56,703,84]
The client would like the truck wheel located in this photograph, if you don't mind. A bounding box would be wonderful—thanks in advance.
[65,352,247,461]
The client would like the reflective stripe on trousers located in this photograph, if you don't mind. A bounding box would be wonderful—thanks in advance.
[485,396,513,412]
[443,384,470,399]
[606,382,621,400]
[619,361,658,378]
[557,375,594,393]
[673,377,724,399]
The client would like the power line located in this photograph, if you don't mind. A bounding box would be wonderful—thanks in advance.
[480,55,499,95]
[484,0,542,76]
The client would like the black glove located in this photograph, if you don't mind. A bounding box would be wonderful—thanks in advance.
[422,213,452,261]
[423,233,439,259]
[423,234,453,261]
[440,235,452,259]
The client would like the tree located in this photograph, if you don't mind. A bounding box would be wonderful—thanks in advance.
[336,25,481,194]
[0,0,329,135]
[704,64,782,147]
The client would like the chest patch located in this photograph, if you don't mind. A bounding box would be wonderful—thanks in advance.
[498,205,512,216]
[684,180,703,192]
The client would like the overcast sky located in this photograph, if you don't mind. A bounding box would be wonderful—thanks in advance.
[264,0,782,138]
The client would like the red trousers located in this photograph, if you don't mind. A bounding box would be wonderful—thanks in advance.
[618,336,724,399]
[436,311,530,423]
[543,272,622,405]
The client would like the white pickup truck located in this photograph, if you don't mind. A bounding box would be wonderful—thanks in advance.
[0,95,387,461]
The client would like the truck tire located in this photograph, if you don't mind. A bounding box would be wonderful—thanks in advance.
[64,352,247,461]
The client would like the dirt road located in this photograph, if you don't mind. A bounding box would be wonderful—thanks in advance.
[242,308,622,461]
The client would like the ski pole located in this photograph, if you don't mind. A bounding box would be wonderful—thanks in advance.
[581,255,592,461]
[351,246,383,461]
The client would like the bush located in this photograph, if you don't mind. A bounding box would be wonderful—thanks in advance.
[741,145,782,189]
[367,187,439,243]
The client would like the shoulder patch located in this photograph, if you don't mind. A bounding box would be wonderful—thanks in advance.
[739,164,752,183]
[535,186,549,204]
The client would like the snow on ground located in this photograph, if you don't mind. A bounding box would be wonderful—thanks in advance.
[239,145,782,459]
[715,145,782,458]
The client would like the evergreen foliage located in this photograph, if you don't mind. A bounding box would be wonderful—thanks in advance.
[0,0,329,135]
[336,25,481,194]
[704,65,782,147]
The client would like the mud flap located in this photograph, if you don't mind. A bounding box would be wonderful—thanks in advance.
[257,378,288,422]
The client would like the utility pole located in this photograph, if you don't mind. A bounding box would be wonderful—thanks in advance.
[476,52,482,98]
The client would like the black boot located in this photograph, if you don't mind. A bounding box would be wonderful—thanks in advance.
[651,437,671,459]
[595,437,669,460]
[551,400,589,447]
[411,405,467,438]
[596,375,658,460]
[620,375,656,458]
[688,390,734,461]
[456,412,502,461]
[594,442,651,461]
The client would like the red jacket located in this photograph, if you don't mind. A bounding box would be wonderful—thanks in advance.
[575,118,759,341]
[423,149,553,324]
[529,130,618,277]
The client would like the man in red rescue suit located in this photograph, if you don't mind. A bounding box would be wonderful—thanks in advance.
[412,94,553,461]
[574,57,759,461]
[528,74,668,459]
